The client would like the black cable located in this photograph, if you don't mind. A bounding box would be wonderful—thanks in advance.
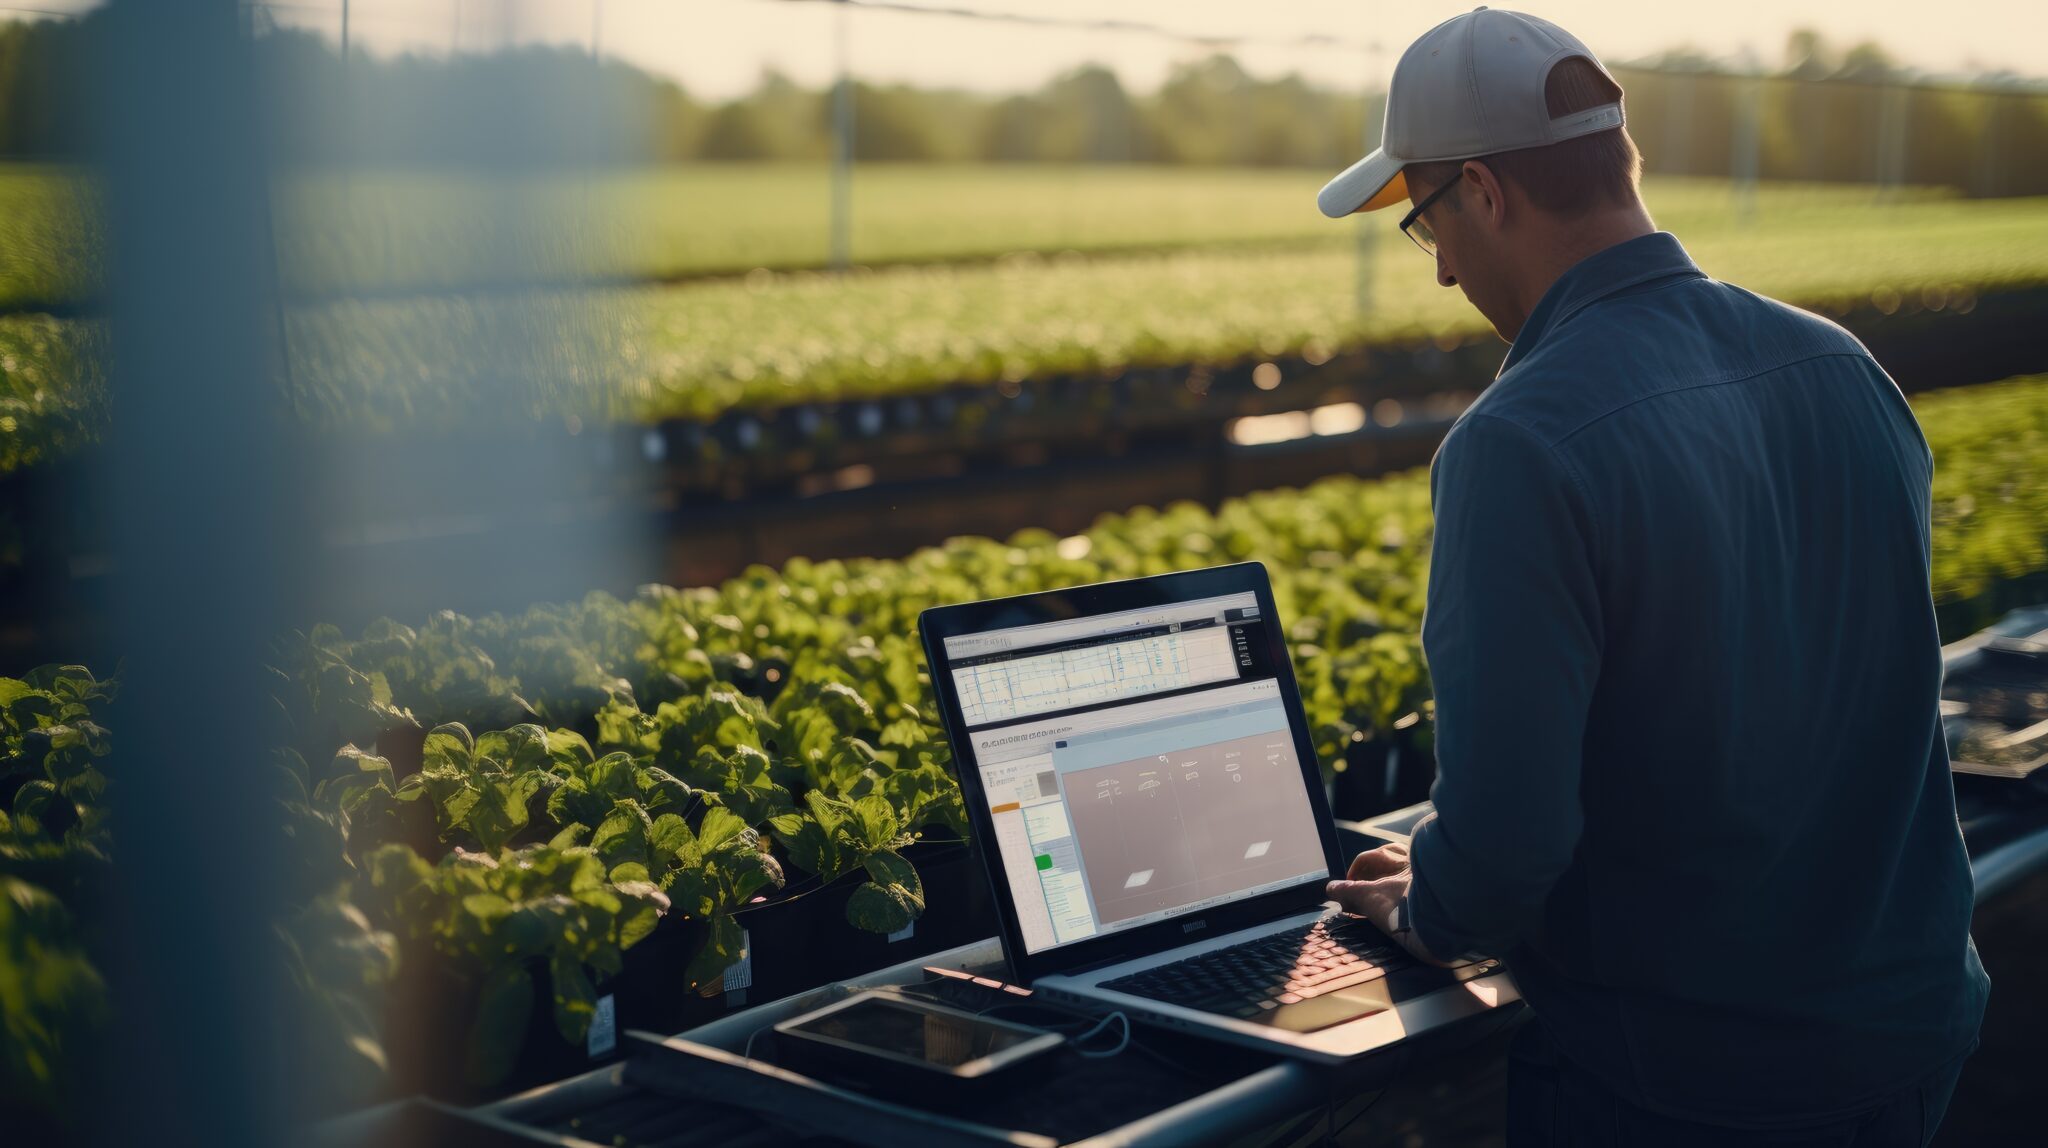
[973,998,1131,1057]
[753,0,1380,55]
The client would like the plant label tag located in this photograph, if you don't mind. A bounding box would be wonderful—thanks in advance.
[887,921,916,944]
[586,994,617,1058]
[722,928,754,1006]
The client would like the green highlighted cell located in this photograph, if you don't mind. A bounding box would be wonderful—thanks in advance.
[1035,854,1053,871]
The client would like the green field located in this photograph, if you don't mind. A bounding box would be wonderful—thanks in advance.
[0,168,97,312]
[0,163,1966,307]
[265,165,1968,294]
[4,165,2048,457]
[277,192,2048,429]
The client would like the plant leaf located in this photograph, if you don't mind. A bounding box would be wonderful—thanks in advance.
[590,800,651,870]
[696,806,749,852]
[683,913,745,991]
[647,812,694,860]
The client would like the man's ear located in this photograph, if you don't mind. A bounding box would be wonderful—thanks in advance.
[1462,159,1508,228]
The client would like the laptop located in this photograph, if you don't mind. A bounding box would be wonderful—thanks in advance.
[918,561,1519,1064]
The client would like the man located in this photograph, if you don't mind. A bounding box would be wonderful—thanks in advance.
[1314,8,1989,1145]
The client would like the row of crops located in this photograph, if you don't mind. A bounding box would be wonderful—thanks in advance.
[4,372,2044,1126]
[0,166,1970,308]
[4,172,2047,465]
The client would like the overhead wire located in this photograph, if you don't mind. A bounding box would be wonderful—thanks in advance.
[753,0,1381,55]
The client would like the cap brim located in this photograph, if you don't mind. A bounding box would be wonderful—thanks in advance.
[1316,150,1409,218]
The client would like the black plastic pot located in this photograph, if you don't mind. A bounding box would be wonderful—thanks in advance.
[380,945,626,1107]
[821,841,992,980]
[379,949,480,1104]
[607,910,727,1038]
[741,839,995,1000]
[374,722,429,781]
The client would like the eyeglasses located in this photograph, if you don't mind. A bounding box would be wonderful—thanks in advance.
[1398,175,1463,257]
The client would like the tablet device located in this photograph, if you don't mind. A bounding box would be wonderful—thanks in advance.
[773,990,1065,1090]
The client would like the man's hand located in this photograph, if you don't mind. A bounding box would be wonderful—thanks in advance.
[1325,840,1456,968]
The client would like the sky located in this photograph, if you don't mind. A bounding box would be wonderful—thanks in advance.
[17,0,2048,99]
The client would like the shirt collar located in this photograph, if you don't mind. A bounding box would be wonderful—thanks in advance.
[1498,230,1707,377]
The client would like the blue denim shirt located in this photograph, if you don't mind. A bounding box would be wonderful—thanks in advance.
[1403,231,1990,1127]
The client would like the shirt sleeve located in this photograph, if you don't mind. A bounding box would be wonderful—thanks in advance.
[1405,412,1603,961]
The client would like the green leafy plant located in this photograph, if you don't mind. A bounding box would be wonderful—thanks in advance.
[268,627,418,765]
[0,876,106,1118]
[274,890,403,1104]
[336,616,531,733]
[645,806,785,990]
[768,788,924,936]
[0,666,117,912]
[1921,375,2048,632]
[363,840,668,1086]
[0,664,411,1124]
[1,664,115,798]
[394,723,557,855]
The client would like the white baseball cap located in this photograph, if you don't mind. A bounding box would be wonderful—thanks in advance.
[1317,7,1625,218]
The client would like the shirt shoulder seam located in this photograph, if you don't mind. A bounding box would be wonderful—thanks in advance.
[1454,411,1606,548]
[1546,268,1703,334]
[1549,348,1874,446]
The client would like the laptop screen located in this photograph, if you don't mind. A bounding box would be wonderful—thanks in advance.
[941,590,1329,956]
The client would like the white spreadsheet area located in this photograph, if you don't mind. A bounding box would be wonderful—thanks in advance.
[953,625,1238,727]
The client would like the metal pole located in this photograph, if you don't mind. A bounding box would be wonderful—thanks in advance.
[1733,72,1761,224]
[339,0,350,181]
[1354,88,1382,317]
[830,0,853,271]
[1876,81,1909,202]
[1354,12,1382,320]
[1976,88,2001,198]
[586,0,603,185]
[1663,69,1695,176]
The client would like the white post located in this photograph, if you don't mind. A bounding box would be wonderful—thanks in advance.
[1354,87,1382,318]
[1732,71,1761,224]
[1976,87,2001,198]
[339,0,351,187]
[1876,81,1909,201]
[1663,69,1695,176]
[830,0,853,271]
[1354,12,1384,320]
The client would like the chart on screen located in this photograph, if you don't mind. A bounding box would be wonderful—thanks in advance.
[953,624,1237,727]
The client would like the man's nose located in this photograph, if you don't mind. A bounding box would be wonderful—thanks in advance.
[1436,249,1457,289]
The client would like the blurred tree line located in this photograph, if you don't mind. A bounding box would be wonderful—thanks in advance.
[1,16,2044,195]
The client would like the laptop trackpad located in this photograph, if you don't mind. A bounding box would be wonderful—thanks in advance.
[1258,982,1393,1033]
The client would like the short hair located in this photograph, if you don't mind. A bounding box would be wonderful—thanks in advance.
[1404,56,1642,218]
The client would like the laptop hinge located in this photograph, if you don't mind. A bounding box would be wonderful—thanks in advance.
[1063,951,1137,976]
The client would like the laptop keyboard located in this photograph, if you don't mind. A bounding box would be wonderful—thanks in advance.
[1101,915,1493,1032]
